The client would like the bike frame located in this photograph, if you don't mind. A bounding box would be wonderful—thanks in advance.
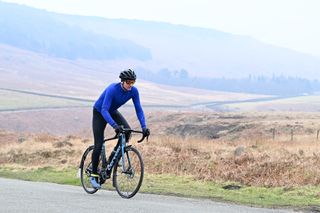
[90,129,146,181]
[102,133,130,174]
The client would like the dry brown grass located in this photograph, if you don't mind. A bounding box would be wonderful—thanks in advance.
[2,130,320,187]
[1,111,320,187]
[0,132,90,168]
[138,135,320,187]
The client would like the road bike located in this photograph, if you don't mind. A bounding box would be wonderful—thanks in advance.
[78,128,148,198]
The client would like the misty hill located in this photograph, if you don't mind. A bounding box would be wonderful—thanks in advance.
[2,1,320,97]
[56,13,320,79]
[1,1,320,80]
[0,1,151,60]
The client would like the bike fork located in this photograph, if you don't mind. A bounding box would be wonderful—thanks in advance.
[120,134,126,171]
[120,134,133,173]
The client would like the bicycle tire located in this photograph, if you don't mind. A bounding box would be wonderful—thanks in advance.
[80,145,99,194]
[113,146,144,199]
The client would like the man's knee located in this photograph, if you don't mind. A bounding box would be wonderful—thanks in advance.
[93,142,103,153]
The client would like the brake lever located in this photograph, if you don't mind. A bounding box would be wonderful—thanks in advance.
[137,135,145,143]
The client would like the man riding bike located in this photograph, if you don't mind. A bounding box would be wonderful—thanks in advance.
[90,69,150,189]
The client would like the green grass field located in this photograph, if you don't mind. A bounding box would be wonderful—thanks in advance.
[0,166,319,208]
[0,89,91,110]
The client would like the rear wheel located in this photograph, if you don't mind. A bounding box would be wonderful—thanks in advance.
[80,146,99,194]
[113,146,144,199]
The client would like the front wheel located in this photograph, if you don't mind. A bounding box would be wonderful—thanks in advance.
[113,146,144,199]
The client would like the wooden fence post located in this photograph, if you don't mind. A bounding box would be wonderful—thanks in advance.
[317,130,320,141]
[272,128,276,141]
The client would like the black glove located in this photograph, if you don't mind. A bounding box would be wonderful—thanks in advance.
[114,125,124,134]
[143,128,150,137]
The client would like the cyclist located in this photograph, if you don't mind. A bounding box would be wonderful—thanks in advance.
[90,69,150,189]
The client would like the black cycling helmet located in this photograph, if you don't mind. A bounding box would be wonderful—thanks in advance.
[119,69,137,81]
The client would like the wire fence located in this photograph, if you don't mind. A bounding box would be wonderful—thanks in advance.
[270,128,320,141]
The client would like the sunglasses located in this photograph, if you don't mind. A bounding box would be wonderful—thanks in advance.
[125,80,135,86]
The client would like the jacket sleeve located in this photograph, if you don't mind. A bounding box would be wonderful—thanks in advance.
[100,88,117,128]
[132,88,146,129]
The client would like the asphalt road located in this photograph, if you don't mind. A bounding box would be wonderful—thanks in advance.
[0,178,295,213]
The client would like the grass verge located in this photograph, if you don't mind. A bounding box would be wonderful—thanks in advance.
[0,166,319,209]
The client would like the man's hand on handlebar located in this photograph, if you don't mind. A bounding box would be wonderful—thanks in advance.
[142,128,150,137]
[111,126,150,143]
[114,125,124,134]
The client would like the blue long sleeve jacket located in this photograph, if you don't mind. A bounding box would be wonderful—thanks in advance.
[93,83,146,129]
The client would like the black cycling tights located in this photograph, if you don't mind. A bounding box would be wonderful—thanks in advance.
[91,108,131,174]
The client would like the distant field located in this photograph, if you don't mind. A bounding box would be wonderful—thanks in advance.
[0,83,271,111]
[224,95,320,111]
[0,89,92,111]
[137,81,269,106]
[4,85,320,112]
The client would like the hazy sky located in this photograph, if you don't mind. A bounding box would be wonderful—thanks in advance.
[3,0,320,58]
